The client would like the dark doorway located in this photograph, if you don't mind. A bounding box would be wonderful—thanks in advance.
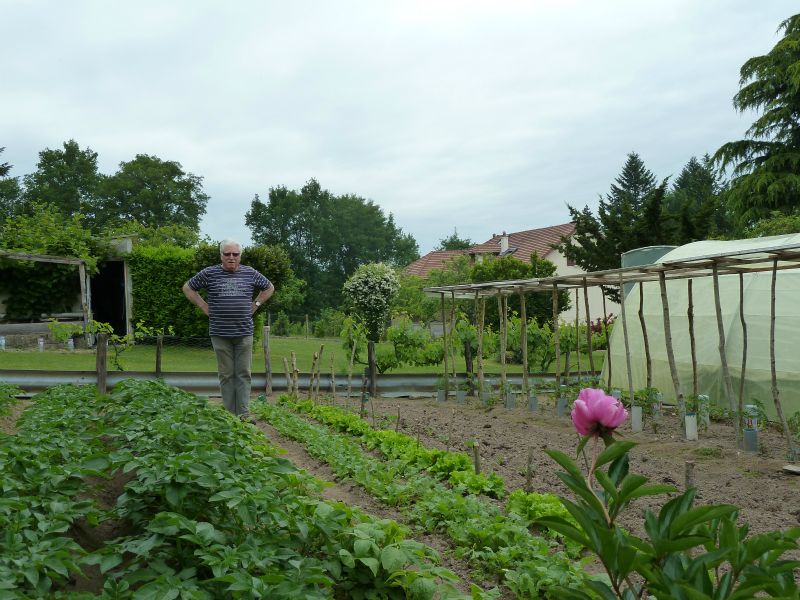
[91,260,127,335]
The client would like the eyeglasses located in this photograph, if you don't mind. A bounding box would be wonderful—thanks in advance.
[222,252,240,257]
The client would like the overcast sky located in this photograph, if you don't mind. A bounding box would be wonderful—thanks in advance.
[2,1,796,255]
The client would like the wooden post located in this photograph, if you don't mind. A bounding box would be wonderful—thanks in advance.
[552,285,561,391]
[738,273,747,443]
[688,280,698,396]
[367,340,377,398]
[308,352,318,400]
[684,460,695,491]
[520,290,529,395]
[347,341,357,402]
[450,291,457,378]
[78,261,91,345]
[619,273,635,410]
[315,344,325,400]
[476,295,485,396]
[155,334,163,379]
[305,314,309,339]
[575,288,581,384]
[263,326,272,396]
[525,447,535,492]
[95,332,108,394]
[329,353,336,397]
[498,293,508,391]
[602,291,611,389]
[283,357,292,395]
[769,259,796,459]
[291,351,299,395]
[638,283,652,388]
[712,263,737,415]
[440,293,449,397]
[659,270,685,422]
[583,279,595,374]
[471,441,481,475]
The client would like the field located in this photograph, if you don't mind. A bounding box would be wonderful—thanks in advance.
[2,378,799,598]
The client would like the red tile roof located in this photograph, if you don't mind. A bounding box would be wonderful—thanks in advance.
[469,223,575,261]
[404,250,467,277]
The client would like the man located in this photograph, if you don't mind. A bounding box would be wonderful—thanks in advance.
[183,239,273,421]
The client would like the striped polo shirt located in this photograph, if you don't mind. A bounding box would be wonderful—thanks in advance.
[188,265,271,337]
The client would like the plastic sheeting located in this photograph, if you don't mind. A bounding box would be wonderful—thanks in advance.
[603,234,800,419]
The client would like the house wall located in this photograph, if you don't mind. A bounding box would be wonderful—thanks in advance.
[545,250,620,323]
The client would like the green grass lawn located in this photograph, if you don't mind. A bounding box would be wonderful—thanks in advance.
[0,335,606,375]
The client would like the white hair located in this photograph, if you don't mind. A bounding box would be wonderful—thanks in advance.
[219,239,242,254]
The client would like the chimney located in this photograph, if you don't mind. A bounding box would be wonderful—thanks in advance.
[500,231,509,254]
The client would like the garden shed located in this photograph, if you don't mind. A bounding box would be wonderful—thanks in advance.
[605,234,800,420]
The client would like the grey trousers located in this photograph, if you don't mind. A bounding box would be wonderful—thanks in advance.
[210,335,253,416]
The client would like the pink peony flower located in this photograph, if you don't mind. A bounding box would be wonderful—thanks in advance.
[571,388,628,436]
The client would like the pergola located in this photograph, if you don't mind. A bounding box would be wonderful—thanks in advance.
[424,241,800,458]
[0,250,92,336]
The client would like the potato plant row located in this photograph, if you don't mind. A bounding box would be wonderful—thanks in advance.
[0,380,479,599]
[253,398,591,598]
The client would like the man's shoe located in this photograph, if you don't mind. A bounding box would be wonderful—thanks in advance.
[239,414,257,424]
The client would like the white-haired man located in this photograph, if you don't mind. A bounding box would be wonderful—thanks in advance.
[182,239,273,421]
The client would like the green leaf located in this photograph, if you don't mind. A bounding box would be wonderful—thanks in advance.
[357,557,380,577]
[380,546,408,572]
[339,549,355,568]
[594,441,635,470]
[671,505,738,535]
[409,576,437,599]
[353,539,373,558]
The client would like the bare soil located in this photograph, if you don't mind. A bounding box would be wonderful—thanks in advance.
[353,392,800,539]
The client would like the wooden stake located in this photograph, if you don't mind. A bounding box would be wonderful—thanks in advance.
[347,339,357,402]
[638,283,652,388]
[450,291,457,378]
[525,447,534,492]
[602,291,611,389]
[477,295,485,395]
[314,344,325,400]
[441,293,449,397]
[520,290,529,395]
[329,353,336,398]
[688,280,698,396]
[263,326,272,396]
[95,332,108,394]
[583,278,595,374]
[308,352,318,400]
[712,262,736,414]
[770,259,796,459]
[619,273,635,410]
[498,293,508,391]
[282,357,292,396]
[367,340,377,399]
[472,441,481,475]
[155,334,163,379]
[684,460,695,491]
[552,285,561,391]
[659,271,685,422]
[575,289,581,384]
[291,351,299,396]
[395,405,400,432]
[738,272,748,447]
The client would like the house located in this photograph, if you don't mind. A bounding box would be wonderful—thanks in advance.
[405,223,618,321]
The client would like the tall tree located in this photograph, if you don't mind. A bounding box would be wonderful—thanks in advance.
[22,140,102,220]
[435,228,473,250]
[560,152,670,301]
[246,179,419,314]
[713,14,800,228]
[0,147,22,222]
[96,154,209,232]
[666,155,730,243]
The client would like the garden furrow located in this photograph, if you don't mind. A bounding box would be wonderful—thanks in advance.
[253,399,591,599]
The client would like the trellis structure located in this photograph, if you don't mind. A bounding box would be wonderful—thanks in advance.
[425,240,800,459]
[0,250,92,338]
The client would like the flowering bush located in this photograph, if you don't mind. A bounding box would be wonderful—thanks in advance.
[536,387,800,599]
[342,263,400,342]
